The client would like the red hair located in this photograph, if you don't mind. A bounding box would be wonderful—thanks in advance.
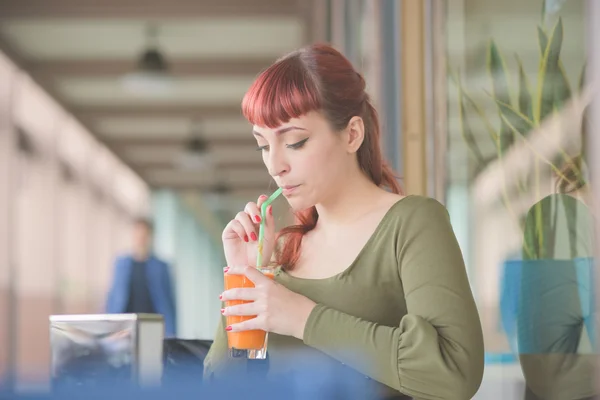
[242,44,402,270]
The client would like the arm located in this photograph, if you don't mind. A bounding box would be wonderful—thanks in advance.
[105,257,122,313]
[161,262,177,337]
[302,198,484,399]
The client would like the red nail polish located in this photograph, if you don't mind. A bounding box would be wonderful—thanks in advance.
[219,294,222,300]
[250,232,257,241]
[221,308,225,314]
[268,205,272,216]
[223,267,229,273]
[225,326,232,331]
[254,215,261,223]
[244,235,249,242]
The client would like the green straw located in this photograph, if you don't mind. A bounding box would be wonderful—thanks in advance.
[256,187,283,268]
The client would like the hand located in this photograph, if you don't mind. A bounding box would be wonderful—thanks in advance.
[221,194,276,268]
[221,266,317,339]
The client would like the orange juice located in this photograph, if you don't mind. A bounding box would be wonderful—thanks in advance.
[224,270,275,350]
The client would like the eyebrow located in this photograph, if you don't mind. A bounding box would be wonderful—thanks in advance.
[252,126,307,138]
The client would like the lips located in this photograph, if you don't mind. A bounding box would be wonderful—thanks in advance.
[280,184,300,195]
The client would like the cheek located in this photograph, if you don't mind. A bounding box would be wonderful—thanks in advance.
[301,145,343,185]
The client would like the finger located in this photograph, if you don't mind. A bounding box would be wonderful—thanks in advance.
[220,287,258,302]
[223,302,262,317]
[227,265,268,284]
[234,211,257,242]
[244,202,262,225]
[256,194,268,209]
[224,219,248,242]
[265,204,275,236]
[227,317,264,333]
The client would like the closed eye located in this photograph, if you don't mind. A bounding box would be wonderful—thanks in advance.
[286,138,309,149]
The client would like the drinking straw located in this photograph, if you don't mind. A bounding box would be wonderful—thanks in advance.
[256,187,283,268]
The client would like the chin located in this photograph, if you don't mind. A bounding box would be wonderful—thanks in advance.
[284,196,316,213]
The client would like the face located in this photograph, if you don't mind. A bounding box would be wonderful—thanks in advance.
[132,223,151,252]
[252,111,365,210]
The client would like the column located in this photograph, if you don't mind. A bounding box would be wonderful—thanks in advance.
[0,51,17,387]
[586,0,600,389]
[400,0,427,195]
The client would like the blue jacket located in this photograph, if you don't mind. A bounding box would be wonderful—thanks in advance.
[105,254,177,337]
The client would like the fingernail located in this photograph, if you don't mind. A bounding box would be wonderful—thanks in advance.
[225,326,232,331]
[259,195,267,199]
[250,232,257,241]
[219,294,223,300]
[254,215,262,223]
[221,308,225,314]
[244,235,249,242]
[268,205,273,216]
[223,267,229,273]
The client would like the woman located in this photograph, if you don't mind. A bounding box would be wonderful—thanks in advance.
[203,44,484,399]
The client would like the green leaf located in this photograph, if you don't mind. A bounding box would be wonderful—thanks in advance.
[498,119,514,153]
[537,24,573,112]
[487,40,512,107]
[537,26,548,57]
[487,40,514,152]
[554,62,572,109]
[535,18,564,124]
[456,81,486,167]
[494,98,535,136]
[541,0,546,24]
[534,200,546,259]
[579,63,587,91]
[461,90,499,144]
[516,55,534,122]
[522,208,538,260]
[501,112,577,187]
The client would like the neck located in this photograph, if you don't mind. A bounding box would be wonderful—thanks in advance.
[315,170,384,228]
[133,248,150,261]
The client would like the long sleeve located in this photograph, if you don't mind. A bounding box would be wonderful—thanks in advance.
[302,198,484,399]
[161,262,177,337]
[105,257,124,313]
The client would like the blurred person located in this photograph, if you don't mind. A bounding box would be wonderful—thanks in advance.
[105,217,177,337]
[203,44,484,399]
[517,153,597,400]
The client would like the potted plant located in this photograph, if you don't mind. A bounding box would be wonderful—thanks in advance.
[450,10,594,372]
[451,15,586,257]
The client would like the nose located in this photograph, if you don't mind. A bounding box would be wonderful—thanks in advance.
[265,147,289,178]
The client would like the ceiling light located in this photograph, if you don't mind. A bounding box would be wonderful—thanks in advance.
[122,24,174,96]
[175,120,213,170]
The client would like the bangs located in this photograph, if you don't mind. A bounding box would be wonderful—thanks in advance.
[242,56,321,128]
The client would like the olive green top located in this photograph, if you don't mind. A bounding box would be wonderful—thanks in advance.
[204,196,485,399]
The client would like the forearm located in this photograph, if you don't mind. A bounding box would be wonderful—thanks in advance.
[303,304,483,399]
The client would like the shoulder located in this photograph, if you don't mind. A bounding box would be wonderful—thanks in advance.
[149,255,170,268]
[373,195,451,242]
[387,195,449,223]
[115,255,132,266]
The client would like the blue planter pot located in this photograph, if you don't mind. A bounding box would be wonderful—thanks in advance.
[499,257,595,355]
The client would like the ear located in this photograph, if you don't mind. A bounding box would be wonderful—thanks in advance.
[344,116,365,153]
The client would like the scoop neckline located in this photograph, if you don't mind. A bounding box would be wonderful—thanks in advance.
[278,195,413,282]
